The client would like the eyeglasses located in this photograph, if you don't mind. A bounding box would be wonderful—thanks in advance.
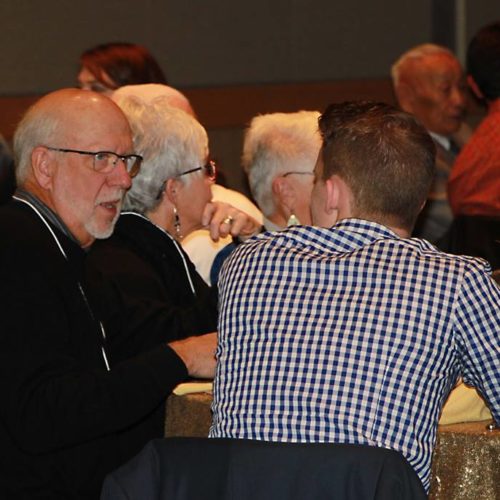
[45,147,143,178]
[155,160,218,200]
[282,171,315,177]
[177,160,217,181]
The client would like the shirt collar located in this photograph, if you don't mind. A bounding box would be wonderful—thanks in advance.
[275,219,401,256]
[14,188,81,246]
[328,218,400,250]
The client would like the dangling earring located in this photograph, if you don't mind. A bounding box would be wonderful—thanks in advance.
[173,206,183,240]
[287,213,300,227]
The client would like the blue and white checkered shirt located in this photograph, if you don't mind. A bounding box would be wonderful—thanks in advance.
[210,219,500,492]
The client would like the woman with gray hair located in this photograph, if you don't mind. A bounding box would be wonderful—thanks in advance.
[210,110,321,284]
[86,96,259,364]
[243,110,321,230]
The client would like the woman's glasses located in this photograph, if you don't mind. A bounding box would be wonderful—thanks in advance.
[177,160,217,181]
[155,160,217,200]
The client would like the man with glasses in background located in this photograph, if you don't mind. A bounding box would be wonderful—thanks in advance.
[0,88,216,499]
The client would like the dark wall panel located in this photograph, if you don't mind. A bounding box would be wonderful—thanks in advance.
[0,0,432,94]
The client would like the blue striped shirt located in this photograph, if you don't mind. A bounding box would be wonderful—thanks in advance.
[210,219,500,491]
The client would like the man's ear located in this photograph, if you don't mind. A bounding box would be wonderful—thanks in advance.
[467,75,484,100]
[31,146,54,189]
[325,176,340,214]
[394,82,416,111]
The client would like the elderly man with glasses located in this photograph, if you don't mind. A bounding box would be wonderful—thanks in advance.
[0,89,217,499]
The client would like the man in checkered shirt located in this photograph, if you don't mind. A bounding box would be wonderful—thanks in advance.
[210,101,500,492]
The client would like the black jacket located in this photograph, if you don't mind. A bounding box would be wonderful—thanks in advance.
[85,212,218,364]
[0,201,188,499]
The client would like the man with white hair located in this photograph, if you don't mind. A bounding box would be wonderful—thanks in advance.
[0,89,216,498]
[391,44,467,242]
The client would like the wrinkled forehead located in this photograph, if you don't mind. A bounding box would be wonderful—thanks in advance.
[418,54,463,81]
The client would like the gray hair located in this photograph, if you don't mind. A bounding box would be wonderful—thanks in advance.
[242,111,321,217]
[114,95,208,214]
[13,103,61,184]
[391,43,455,87]
[112,84,196,117]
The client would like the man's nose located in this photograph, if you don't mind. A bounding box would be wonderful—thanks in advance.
[451,85,466,109]
[108,158,132,189]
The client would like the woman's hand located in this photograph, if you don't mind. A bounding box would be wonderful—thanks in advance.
[201,202,262,242]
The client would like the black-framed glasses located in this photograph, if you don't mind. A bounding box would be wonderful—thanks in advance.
[45,146,143,178]
[155,160,217,201]
[282,171,315,177]
[177,160,217,181]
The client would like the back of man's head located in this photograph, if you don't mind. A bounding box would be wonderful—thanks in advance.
[242,111,321,217]
[319,101,436,231]
[467,21,500,101]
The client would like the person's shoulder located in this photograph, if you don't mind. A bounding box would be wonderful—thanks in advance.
[87,227,139,270]
[0,202,67,275]
[88,213,176,273]
[232,225,327,257]
[457,109,500,154]
[0,201,45,244]
[103,213,160,250]
[408,237,493,275]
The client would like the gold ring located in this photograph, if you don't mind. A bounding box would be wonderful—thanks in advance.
[222,216,234,225]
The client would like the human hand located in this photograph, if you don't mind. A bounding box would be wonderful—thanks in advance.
[201,202,261,242]
[168,332,217,379]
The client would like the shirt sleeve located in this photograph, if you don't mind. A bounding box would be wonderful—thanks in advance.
[454,264,500,424]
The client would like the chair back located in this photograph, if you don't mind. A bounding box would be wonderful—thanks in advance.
[101,437,427,500]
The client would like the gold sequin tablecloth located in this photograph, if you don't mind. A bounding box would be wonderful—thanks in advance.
[429,421,499,500]
[165,393,500,499]
[165,392,213,438]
